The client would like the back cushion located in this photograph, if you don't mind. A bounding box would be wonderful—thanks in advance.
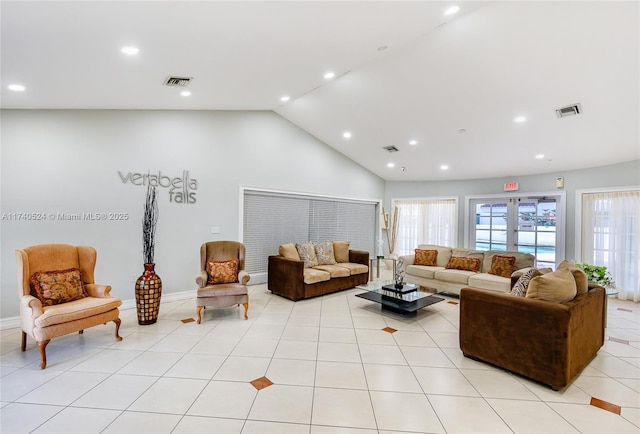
[526,269,577,303]
[417,245,453,267]
[279,243,300,261]
[557,260,588,295]
[414,249,438,266]
[333,241,350,263]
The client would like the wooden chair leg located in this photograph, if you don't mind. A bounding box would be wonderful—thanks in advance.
[113,318,123,341]
[79,330,84,334]
[243,302,249,320]
[37,340,50,369]
[196,306,204,324]
[21,331,27,352]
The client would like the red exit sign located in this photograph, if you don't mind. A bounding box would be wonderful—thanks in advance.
[504,182,519,191]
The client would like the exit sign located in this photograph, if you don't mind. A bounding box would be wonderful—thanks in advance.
[504,182,519,191]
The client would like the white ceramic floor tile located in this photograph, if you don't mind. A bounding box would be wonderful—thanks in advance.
[288,314,321,327]
[311,388,376,430]
[352,316,388,330]
[213,356,270,381]
[0,403,63,433]
[428,394,512,433]
[370,391,445,433]
[400,346,455,368]
[489,398,582,433]
[441,347,497,370]
[588,354,640,379]
[427,331,459,348]
[549,402,640,433]
[358,343,407,365]
[117,351,183,376]
[281,326,320,342]
[620,407,640,429]
[273,340,318,360]
[16,371,109,405]
[315,361,368,390]
[520,380,592,404]
[0,347,47,368]
[232,338,279,357]
[31,406,120,434]
[0,367,63,402]
[310,426,376,434]
[391,330,437,347]
[147,333,202,353]
[412,366,480,397]
[244,323,286,339]
[190,336,241,355]
[243,420,311,433]
[101,410,182,433]
[462,369,540,400]
[266,358,316,386]
[363,364,422,393]
[135,319,185,334]
[574,375,640,407]
[187,380,257,419]
[172,415,245,434]
[70,348,143,373]
[71,373,157,410]
[317,342,361,363]
[248,384,313,424]
[318,327,357,343]
[110,331,166,351]
[128,377,208,414]
[354,329,396,345]
[164,353,227,379]
[319,315,354,329]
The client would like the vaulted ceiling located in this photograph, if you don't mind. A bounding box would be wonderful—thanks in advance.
[2,1,638,180]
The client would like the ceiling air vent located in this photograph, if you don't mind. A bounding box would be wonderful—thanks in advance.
[556,103,582,118]
[383,145,399,153]
[164,76,193,87]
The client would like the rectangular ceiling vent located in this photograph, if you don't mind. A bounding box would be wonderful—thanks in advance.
[164,76,193,87]
[383,145,399,153]
[556,103,582,118]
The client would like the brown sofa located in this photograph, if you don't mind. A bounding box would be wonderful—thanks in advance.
[459,283,606,390]
[268,248,369,301]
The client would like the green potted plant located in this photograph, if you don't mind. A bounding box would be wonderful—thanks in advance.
[576,263,616,289]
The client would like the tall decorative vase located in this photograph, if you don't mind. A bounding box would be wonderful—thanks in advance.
[135,263,162,325]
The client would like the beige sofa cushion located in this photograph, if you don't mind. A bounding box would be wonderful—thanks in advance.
[337,262,369,275]
[526,269,577,303]
[557,260,589,295]
[434,269,476,285]
[468,273,511,293]
[279,243,300,261]
[313,264,350,278]
[417,244,453,267]
[333,241,350,263]
[35,297,122,328]
[315,241,337,265]
[296,242,318,268]
[406,265,442,279]
[303,268,331,284]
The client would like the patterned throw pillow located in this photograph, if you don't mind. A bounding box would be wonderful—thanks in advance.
[510,268,541,296]
[445,256,481,272]
[489,255,516,278]
[415,249,438,266]
[315,241,337,265]
[31,268,87,307]
[296,242,318,268]
[206,259,239,284]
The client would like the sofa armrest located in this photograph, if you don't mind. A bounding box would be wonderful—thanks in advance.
[460,286,605,389]
[238,270,250,285]
[268,255,305,301]
[348,249,369,266]
[196,271,208,288]
[20,294,43,318]
[399,255,415,269]
[85,284,113,298]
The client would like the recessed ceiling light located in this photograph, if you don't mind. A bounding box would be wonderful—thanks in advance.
[440,165,449,170]
[535,154,545,159]
[324,72,335,80]
[514,116,527,123]
[8,84,26,92]
[280,95,290,102]
[378,45,388,51]
[121,46,139,56]
[343,131,352,139]
[409,140,418,145]
[180,91,191,97]
[458,128,467,134]
[387,162,395,168]
[444,5,460,16]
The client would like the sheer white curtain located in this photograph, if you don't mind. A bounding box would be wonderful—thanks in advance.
[581,190,640,301]
[394,198,457,256]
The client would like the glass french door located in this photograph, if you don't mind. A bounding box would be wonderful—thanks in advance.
[471,198,557,268]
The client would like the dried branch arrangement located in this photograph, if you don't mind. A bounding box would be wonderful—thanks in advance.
[142,184,159,264]
[382,206,399,256]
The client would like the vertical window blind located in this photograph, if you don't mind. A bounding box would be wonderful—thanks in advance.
[243,190,377,278]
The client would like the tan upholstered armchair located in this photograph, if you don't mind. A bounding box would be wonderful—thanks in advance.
[16,244,123,369]
[196,241,250,323]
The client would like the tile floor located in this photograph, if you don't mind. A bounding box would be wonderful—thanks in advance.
[1,280,639,434]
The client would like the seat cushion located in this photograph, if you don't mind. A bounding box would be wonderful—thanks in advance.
[313,264,350,278]
[197,283,248,298]
[406,265,442,279]
[34,297,121,328]
[434,269,476,284]
[468,273,511,292]
[335,262,368,275]
[303,268,331,284]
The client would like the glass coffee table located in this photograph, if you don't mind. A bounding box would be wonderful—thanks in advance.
[355,280,444,316]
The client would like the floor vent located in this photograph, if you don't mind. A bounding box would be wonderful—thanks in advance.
[164,76,193,87]
[383,145,399,152]
[556,103,582,118]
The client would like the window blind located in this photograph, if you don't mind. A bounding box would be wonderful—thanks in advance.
[243,190,377,279]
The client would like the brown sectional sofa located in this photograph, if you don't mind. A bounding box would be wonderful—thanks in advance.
[268,244,369,301]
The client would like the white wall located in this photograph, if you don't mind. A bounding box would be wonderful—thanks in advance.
[385,159,640,260]
[0,109,385,319]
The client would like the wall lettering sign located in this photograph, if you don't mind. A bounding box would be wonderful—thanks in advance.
[118,170,197,204]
